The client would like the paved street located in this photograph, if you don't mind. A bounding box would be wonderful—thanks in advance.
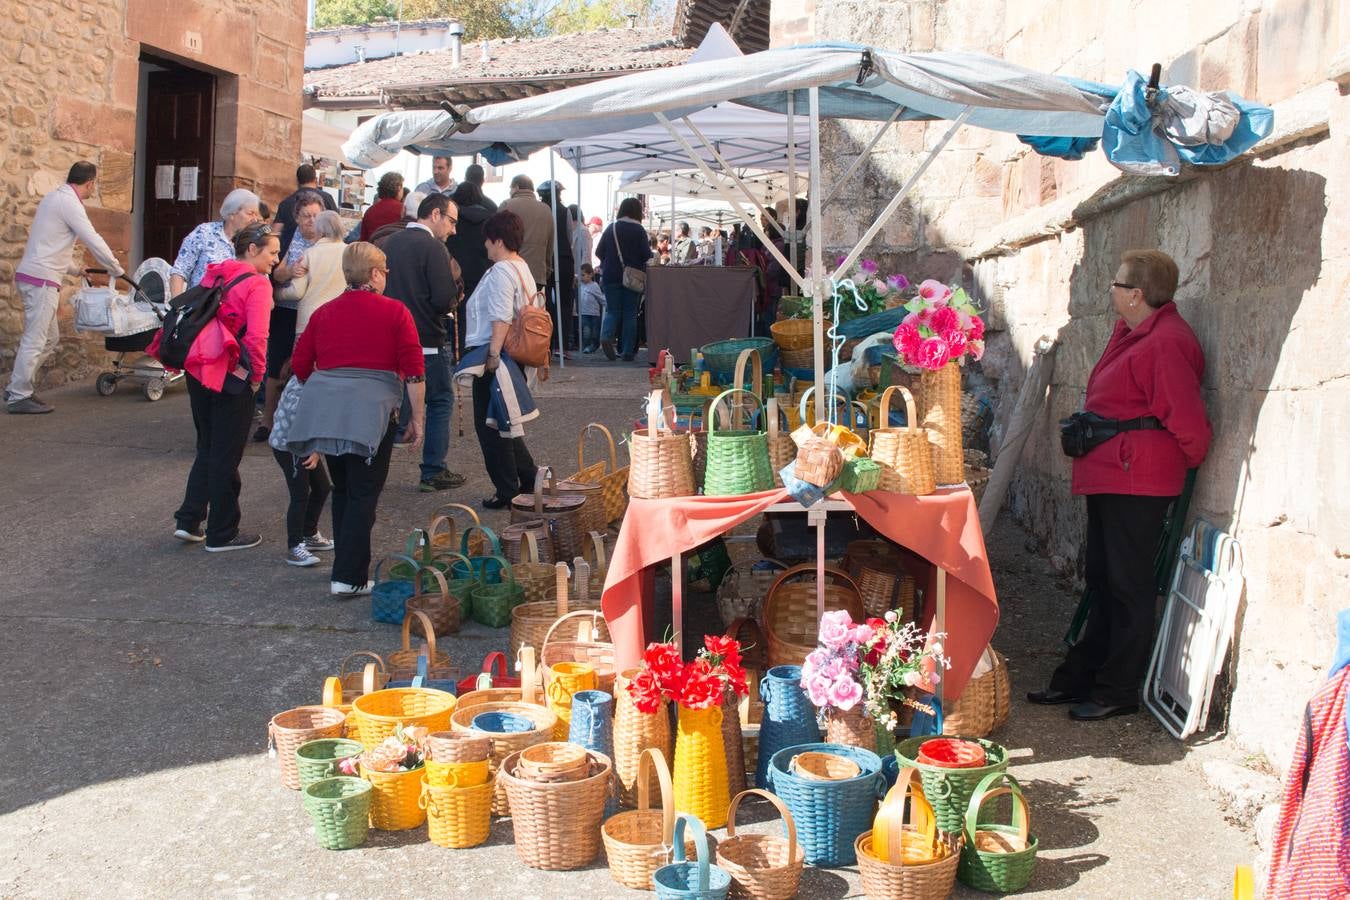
[0,357,1256,898]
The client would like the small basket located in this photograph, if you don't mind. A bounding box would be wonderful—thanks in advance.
[701,337,777,384]
[957,772,1038,893]
[761,564,865,668]
[302,776,372,850]
[498,748,613,870]
[653,813,733,899]
[370,554,419,625]
[602,748,694,890]
[704,386,775,497]
[630,389,698,499]
[386,610,457,684]
[942,646,1010,738]
[508,532,557,608]
[868,386,936,496]
[426,730,491,763]
[789,750,862,781]
[471,558,525,628]
[455,651,522,695]
[916,737,988,769]
[268,706,347,790]
[517,741,592,783]
[295,738,363,791]
[715,559,786,628]
[428,502,488,557]
[331,651,388,706]
[793,436,845,488]
[770,317,830,352]
[716,789,805,899]
[894,736,1009,835]
[766,742,884,868]
[405,565,462,637]
[361,763,427,831]
[573,422,629,524]
[350,687,456,750]
[857,831,963,900]
[421,775,493,848]
[840,456,882,494]
[542,609,617,696]
[501,518,555,565]
[511,466,591,561]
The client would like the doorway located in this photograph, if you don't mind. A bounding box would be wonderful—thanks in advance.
[138,56,215,266]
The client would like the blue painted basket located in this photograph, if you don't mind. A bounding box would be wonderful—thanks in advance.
[652,814,731,899]
[471,711,535,734]
[754,665,820,789]
[767,742,885,867]
[370,554,420,625]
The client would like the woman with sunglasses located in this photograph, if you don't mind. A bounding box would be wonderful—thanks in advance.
[167,222,278,551]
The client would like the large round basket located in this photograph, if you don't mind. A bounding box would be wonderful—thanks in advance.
[350,687,456,750]
[451,700,557,816]
[602,748,696,890]
[770,317,830,352]
[542,609,617,696]
[894,735,1009,835]
[868,385,936,495]
[856,831,963,900]
[420,775,493,848]
[361,763,426,831]
[956,771,1038,893]
[511,563,606,659]
[268,706,347,790]
[766,743,884,868]
[498,748,613,870]
[716,789,805,900]
[760,564,865,668]
[942,646,1011,738]
[302,776,372,850]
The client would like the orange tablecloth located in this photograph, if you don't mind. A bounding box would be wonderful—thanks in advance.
[600,487,1000,700]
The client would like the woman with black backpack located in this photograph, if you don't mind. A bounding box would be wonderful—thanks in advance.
[164,223,278,551]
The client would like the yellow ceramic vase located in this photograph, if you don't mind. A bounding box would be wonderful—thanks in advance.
[673,705,730,829]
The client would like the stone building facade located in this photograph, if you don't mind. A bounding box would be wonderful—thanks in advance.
[0,0,306,389]
[770,0,1348,770]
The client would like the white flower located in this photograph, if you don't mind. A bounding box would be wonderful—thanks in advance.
[902,671,919,686]
[929,642,943,656]
[884,611,899,623]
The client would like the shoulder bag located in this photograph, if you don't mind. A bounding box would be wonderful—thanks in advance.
[503,261,554,369]
[613,221,647,294]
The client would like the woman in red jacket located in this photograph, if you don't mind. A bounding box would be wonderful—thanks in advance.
[170,222,277,551]
[1029,249,1212,721]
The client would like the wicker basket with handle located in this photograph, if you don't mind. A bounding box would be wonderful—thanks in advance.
[428,502,488,558]
[956,771,1038,892]
[572,422,629,524]
[716,788,806,899]
[542,609,617,696]
[856,830,963,900]
[268,706,347,790]
[770,317,830,352]
[451,700,557,816]
[919,361,963,486]
[387,610,456,683]
[512,561,608,659]
[869,385,936,496]
[766,398,795,488]
[511,466,591,561]
[405,565,462,637]
[629,389,697,499]
[350,687,456,750]
[333,651,388,705]
[941,646,1011,738]
[761,564,866,668]
[500,517,555,565]
[602,748,696,890]
[704,388,774,497]
[507,531,556,606]
[420,774,492,848]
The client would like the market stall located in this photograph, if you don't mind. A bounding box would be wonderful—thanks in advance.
[644,265,759,365]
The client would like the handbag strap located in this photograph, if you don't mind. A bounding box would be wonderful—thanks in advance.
[612,222,626,268]
[507,261,540,309]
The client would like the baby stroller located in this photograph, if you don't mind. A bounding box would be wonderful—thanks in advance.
[79,259,184,401]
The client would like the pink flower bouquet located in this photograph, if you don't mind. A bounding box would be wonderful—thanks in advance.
[891,280,986,371]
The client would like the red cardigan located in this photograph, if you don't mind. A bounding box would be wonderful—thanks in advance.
[292,289,425,381]
[360,198,405,242]
[1071,303,1211,497]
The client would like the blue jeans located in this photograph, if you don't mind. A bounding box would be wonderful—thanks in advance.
[601,284,641,358]
[400,346,453,482]
[580,314,601,350]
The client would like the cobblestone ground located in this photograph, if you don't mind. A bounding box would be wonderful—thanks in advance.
[0,356,1254,898]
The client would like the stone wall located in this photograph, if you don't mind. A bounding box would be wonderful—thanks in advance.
[774,0,1350,770]
[0,0,306,389]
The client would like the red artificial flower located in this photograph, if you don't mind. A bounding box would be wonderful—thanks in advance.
[702,634,742,668]
[678,660,726,709]
[720,660,750,697]
[627,668,665,714]
[643,641,685,696]
[866,617,886,632]
[864,644,884,667]
[893,323,921,360]
[930,305,959,336]
[969,315,985,341]
[916,336,950,370]
[943,328,969,360]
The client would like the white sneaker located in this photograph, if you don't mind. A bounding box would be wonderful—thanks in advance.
[287,543,321,567]
[331,580,373,597]
[304,532,334,552]
[173,527,205,543]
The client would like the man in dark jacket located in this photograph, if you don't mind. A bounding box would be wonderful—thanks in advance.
[537,180,575,352]
[463,163,497,212]
[275,164,337,258]
[382,193,464,492]
[445,180,494,352]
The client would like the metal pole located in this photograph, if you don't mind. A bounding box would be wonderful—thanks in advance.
[548,151,565,368]
[669,171,676,264]
[574,149,584,352]
[786,91,798,279]
[809,87,825,425]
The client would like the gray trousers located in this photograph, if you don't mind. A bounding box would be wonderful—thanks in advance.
[6,280,61,402]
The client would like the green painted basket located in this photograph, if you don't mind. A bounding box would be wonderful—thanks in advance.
[295,738,363,791]
[302,776,373,850]
[957,771,1038,893]
[703,389,773,497]
[840,457,882,493]
[701,338,777,385]
[430,550,477,619]
[894,736,1008,835]
[471,559,525,628]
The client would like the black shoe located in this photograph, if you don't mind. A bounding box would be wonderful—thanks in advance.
[7,396,54,414]
[1026,688,1081,706]
[252,425,270,443]
[1069,700,1139,721]
[600,337,617,361]
[481,495,510,510]
[204,532,263,553]
[621,354,636,362]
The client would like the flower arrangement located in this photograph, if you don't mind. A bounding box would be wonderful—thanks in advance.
[782,259,911,324]
[891,280,986,370]
[340,724,429,774]
[860,612,951,733]
[800,609,872,711]
[627,635,750,712]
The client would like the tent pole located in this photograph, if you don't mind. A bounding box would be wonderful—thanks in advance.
[787,91,798,281]
[573,148,584,351]
[831,106,973,282]
[809,86,825,428]
[652,112,808,294]
[819,105,904,210]
[670,171,676,266]
[548,151,565,369]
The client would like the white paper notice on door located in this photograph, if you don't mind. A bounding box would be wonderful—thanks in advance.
[154,165,175,200]
[178,166,199,202]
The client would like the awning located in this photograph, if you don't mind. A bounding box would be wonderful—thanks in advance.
[301,115,357,162]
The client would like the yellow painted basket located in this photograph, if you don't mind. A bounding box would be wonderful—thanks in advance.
[350,687,456,750]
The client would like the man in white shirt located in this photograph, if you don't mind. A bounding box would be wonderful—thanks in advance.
[414,156,457,198]
[7,161,123,414]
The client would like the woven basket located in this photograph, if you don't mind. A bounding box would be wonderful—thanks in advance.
[654,813,734,899]
[507,532,556,606]
[630,389,697,499]
[847,541,917,621]
[429,502,488,557]
[370,554,419,625]
[471,558,525,628]
[572,422,629,525]
[761,564,865,668]
[957,772,1038,893]
[350,687,456,750]
[268,706,347,790]
[765,398,795,488]
[501,518,555,565]
[869,386,936,495]
[456,647,540,710]
[717,789,805,900]
[451,700,556,816]
[542,609,617,696]
[894,736,1009,835]
[701,337,776,384]
[715,559,786,632]
[447,524,506,584]
[965,464,992,506]
[872,766,942,865]
[332,651,388,704]
[919,361,963,486]
[602,748,697,889]
[556,473,607,541]
[405,566,462,637]
[512,466,591,561]
[427,730,491,763]
[857,831,963,900]
[942,647,1011,738]
[421,775,493,848]
[721,688,748,798]
[361,763,426,830]
[543,661,597,740]
[789,750,862,781]
[511,562,607,660]
[704,388,774,497]
[302,776,372,850]
[766,743,884,868]
[770,317,830,352]
[824,704,877,752]
[614,667,674,808]
[499,748,613,870]
[578,532,610,596]
[779,345,812,371]
[517,741,592,783]
[387,610,457,684]
[295,738,364,791]
[794,436,844,488]
[426,757,490,787]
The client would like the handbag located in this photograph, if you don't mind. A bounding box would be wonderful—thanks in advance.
[1059,411,1164,457]
[268,376,305,451]
[613,221,647,294]
[503,261,553,369]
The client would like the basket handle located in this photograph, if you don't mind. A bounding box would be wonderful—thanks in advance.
[797,385,850,428]
[484,555,515,588]
[402,609,440,660]
[433,501,482,527]
[671,814,712,888]
[372,554,419,587]
[707,388,766,438]
[573,558,592,606]
[877,385,920,435]
[878,767,936,862]
[521,530,541,565]
[578,422,620,474]
[726,788,797,850]
[732,346,763,399]
[518,645,538,704]
[414,564,451,605]
[362,662,379,696]
[529,466,554,514]
[636,747,677,844]
[762,563,862,614]
[554,561,571,617]
[541,609,606,651]
[461,523,502,558]
[584,531,608,572]
[337,650,387,679]
[322,676,343,707]
[645,389,676,435]
[481,651,509,681]
[403,527,429,562]
[965,771,1030,844]
[434,550,474,583]
[426,514,456,548]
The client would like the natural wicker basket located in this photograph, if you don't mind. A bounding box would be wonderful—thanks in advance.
[387,610,457,683]
[499,748,613,870]
[765,398,795,488]
[451,700,556,816]
[508,532,556,607]
[942,646,1011,738]
[857,831,963,900]
[349,687,456,750]
[715,559,786,631]
[511,466,591,562]
[571,422,629,525]
[919,361,964,486]
[602,748,697,890]
[511,562,608,659]
[794,436,844,488]
[789,750,862,781]
[268,706,347,790]
[541,609,617,696]
[421,775,493,848]
[770,317,830,352]
[629,389,697,499]
[500,517,555,565]
[869,385,936,495]
[428,502,488,558]
[965,464,992,506]
[427,730,491,763]
[517,741,591,783]
[331,651,387,707]
[761,564,866,667]
[405,566,462,637]
[846,541,917,621]
[613,667,673,808]
[716,789,805,900]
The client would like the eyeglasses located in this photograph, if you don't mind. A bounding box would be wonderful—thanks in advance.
[1110,281,1136,291]
[446,218,458,226]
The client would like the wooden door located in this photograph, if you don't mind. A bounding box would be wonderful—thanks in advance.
[140,64,215,265]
